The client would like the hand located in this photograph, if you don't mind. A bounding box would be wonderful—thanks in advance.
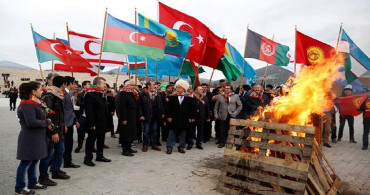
[189,119,193,123]
[161,115,165,119]
[206,119,211,122]
[90,126,96,130]
[214,114,219,119]
[167,118,172,123]
[122,121,127,125]
[139,116,145,121]
[65,126,68,133]
[76,122,80,129]
[52,134,59,143]
[47,124,53,130]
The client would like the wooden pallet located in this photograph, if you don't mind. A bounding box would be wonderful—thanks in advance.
[218,119,316,195]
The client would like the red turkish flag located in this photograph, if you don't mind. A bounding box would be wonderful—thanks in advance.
[159,2,226,69]
[337,93,367,116]
[54,63,98,76]
[296,31,335,65]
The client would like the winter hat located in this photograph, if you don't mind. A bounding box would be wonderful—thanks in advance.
[344,84,353,90]
[175,79,189,91]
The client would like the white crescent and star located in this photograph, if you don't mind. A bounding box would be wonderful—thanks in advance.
[50,43,62,55]
[173,21,204,47]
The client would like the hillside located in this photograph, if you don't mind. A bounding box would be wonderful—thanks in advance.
[0,61,35,70]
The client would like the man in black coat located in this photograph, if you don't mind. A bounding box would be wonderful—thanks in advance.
[201,83,213,142]
[74,80,91,153]
[83,77,111,167]
[139,81,164,152]
[9,88,18,111]
[118,80,139,156]
[187,86,210,150]
[166,80,195,154]
[246,84,269,118]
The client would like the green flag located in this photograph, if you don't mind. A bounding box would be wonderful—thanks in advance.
[217,54,243,82]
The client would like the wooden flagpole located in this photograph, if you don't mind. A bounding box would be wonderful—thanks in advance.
[177,58,186,80]
[208,68,215,86]
[51,33,55,72]
[168,75,171,84]
[192,64,201,90]
[31,23,45,86]
[335,23,343,53]
[134,8,138,85]
[239,24,249,93]
[262,33,274,83]
[97,8,108,77]
[125,55,131,79]
[66,22,73,77]
[294,25,297,75]
[115,65,121,90]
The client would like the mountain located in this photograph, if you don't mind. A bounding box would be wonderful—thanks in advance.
[0,61,35,70]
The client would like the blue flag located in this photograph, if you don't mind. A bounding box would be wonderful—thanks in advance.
[225,42,256,79]
[138,13,192,58]
[56,38,69,46]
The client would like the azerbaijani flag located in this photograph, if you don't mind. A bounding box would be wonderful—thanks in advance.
[138,13,192,58]
[126,55,146,70]
[103,14,166,60]
[245,29,290,66]
[339,29,370,83]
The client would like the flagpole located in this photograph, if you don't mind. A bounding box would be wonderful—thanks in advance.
[31,23,45,86]
[125,55,131,79]
[335,22,343,54]
[263,33,274,84]
[208,68,215,87]
[168,75,171,84]
[239,24,249,93]
[294,25,297,75]
[192,64,201,90]
[134,8,138,85]
[66,22,74,77]
[97,8,108,77]
[51,33,55,72]
[177,58,186,80]
[115,65,121,91]
[145,58,148,82]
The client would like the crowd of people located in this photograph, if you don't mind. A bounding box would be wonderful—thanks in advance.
[13,72,370,194]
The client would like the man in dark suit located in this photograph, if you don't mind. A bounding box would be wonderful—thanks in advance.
[63,76,80,168]
[166,79,195,154]
[83,77,112,166]
[75,80,91,153]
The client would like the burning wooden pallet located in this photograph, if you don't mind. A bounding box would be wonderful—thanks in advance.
[218,119,341,195]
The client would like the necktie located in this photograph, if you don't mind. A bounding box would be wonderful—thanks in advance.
[179,96,184,105]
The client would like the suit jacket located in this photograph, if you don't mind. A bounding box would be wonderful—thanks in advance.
[214,93,242,121]
[166,95,195,131]
[84,91,110,134]
[42,92,65,141]
[193,95,210,124]
[139,91,164,120]
[63,89,76,127]
[76,91,85,118]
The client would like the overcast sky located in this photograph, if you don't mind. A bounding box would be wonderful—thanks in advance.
[0,0,369,80]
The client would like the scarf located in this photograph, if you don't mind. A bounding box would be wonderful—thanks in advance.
[121,87,139,101]
[222,92,235,103]
[45,86,64,100]
[194,93,206,105]
[249,91,265,103]
[85,85,103,94]
[19,95,55,117]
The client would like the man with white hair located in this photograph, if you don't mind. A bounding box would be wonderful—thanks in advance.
[165,79,195,154]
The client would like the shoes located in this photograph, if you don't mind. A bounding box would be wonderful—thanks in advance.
[129,149,138,153]
[64,162,81,168]
[83,160,96,167]
[362,147,368,150]
[49,169,66,175]
[323,143,332,148]
[218,143,225,148]
[96,156,112,162]
[216,140,221,145]
[104,144,110,149]
[350,140,357,144]
[178,148,185,153]
[152,146,161,151]
[186,146,192,150]
[166,149,172,154]
[142,146,148,152]
[111,134,117,138]
[122,151,134,156]
[52,171,70,180]
[28,183,47,190]
[92,148,97,153]
[131,143,137,148]
[118,144,122,147]
[332,139,337,143]
[15,187,35,195]
[74,147,81,153]
[196,145,203,150]
[157,142,162,146]
[38,177,57,186]
[337,138,341,142]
